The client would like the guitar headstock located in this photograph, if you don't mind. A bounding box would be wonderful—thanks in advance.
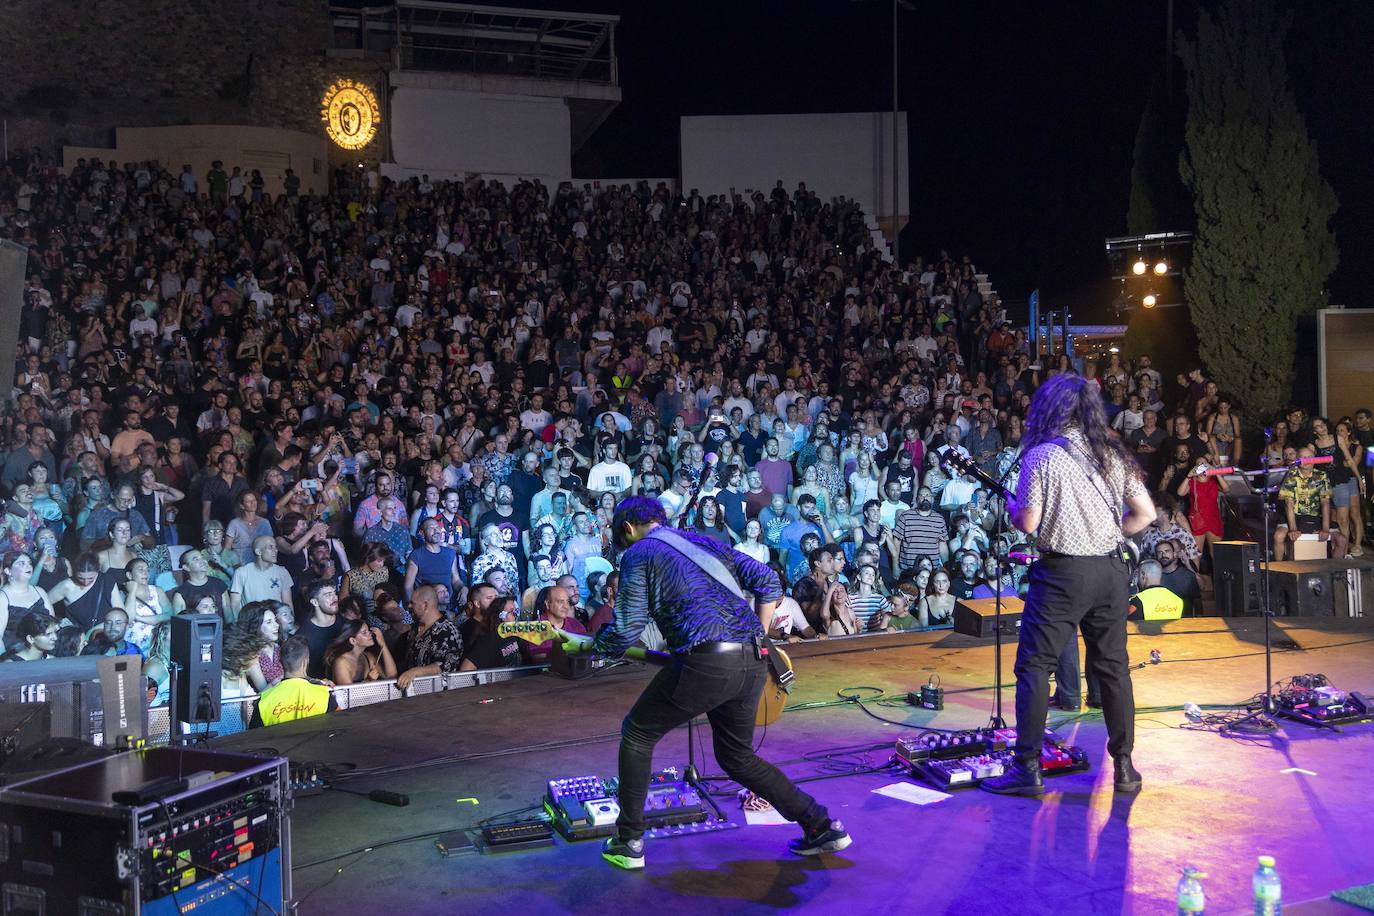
[498,620,557,646]
[940,447,977,478]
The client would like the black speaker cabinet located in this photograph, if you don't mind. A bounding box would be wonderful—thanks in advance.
[1214,540,1263,616]
[1261,559,1374,617]
[954,597,1025,637]
[170,613,223,724]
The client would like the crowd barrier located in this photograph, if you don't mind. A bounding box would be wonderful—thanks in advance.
[144,664,549,744]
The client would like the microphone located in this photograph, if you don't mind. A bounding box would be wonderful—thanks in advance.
[1296,455,1332,467]
[1007,551,1037,566]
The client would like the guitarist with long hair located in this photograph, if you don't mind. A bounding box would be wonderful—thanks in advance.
[980,374,1156,798]
[567,496,851,870]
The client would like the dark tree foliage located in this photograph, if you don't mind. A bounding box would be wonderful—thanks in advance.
[1177,0,1338,420]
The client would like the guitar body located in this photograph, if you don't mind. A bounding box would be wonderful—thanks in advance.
[499,621,795,727]
[755,645,792,726]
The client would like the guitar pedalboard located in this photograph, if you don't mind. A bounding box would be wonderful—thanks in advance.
[544,769,735,841]
[895,727,1089,790]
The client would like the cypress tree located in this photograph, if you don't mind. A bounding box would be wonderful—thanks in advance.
[1176,0,1338,420]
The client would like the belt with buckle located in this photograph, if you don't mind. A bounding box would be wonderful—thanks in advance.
[688,641,754,655]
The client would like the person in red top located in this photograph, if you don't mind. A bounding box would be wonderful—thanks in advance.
[521,583,587,665]
[1177,456,1229,561]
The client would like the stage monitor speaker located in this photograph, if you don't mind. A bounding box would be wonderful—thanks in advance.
[0,239,30,396]
[953,597,1025,637]
[1214,540,1263,616]
[170,613,222,724]
[1265,560,1340,617]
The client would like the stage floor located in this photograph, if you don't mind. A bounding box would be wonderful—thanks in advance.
[214,617,1374,915]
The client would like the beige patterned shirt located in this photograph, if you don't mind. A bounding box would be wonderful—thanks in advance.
[1015,428,1147,555]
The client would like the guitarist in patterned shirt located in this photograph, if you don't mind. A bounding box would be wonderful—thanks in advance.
[566,496,852,870]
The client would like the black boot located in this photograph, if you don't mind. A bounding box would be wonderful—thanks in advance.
[981,759,1044,797]
[1113,755,1142,793]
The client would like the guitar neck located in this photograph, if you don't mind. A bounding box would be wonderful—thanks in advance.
[623,645,672,666]
[952,454,1014,502]
[558,628,672,666]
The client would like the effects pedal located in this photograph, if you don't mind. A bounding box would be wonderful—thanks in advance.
[584,798,620,826]
[473,821,556,855]
[907,675,944,710]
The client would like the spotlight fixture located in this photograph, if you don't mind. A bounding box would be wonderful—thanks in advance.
[1142,293,1158,308]
[1132,258,1148,276]
[1154,259,1168,275]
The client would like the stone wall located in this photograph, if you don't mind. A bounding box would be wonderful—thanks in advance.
[0,0,383,159]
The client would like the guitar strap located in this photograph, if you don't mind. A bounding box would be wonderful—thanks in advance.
[642,527,793,688]
[644,528,746,601]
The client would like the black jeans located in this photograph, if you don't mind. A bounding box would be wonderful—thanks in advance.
[1013,553,1135,767]
[617,648,828,841]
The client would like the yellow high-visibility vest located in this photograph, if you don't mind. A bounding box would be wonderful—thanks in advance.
[255,678,332,727]
[1130,586,1184,621]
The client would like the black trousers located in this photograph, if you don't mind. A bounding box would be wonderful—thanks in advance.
[617,648,828,841]
[1013,553,1135,767]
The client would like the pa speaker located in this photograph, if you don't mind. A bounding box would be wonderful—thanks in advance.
[1265,561,1336,617]
[1214,540,1263,616]
[953,597,1025,637]
[170,613,222,724]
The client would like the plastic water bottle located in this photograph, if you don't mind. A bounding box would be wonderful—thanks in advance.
[1253,855,1282,915]
[1177,866,1206,914]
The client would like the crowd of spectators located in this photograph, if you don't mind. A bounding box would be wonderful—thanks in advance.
[0,149,1370,724]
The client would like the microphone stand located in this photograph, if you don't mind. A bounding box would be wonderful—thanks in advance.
[675,457,714,788]
[988,450,1023,729]
[941,447,1020,729]
[1223,447,1292,733]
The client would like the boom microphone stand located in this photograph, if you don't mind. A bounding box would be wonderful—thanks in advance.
[1222,452,1334,733]
[942,449,1020,728]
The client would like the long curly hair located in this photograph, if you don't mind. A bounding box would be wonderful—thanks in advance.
[1022,373,1138,478]
[222,601,277,672]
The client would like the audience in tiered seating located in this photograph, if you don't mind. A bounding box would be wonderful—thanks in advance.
[0,148,1368,720]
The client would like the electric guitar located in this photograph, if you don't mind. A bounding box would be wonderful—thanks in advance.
[497,620,794,726]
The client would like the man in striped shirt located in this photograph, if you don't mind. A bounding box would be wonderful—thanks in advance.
[894,487,949,572]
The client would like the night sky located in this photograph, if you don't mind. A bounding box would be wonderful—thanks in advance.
[526,0,1372,321]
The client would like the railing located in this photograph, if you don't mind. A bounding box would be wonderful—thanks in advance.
[144,664,548,744]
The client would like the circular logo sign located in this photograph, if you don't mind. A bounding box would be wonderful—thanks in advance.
[321,79,379,150]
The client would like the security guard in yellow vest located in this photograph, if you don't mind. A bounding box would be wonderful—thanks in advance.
[1127,561,1185,621]
[250,636,337,728]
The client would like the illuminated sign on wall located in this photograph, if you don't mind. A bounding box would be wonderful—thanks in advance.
[321,79,380,150]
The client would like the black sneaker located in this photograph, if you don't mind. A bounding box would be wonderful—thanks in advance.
[788,819,852,856]
[980,760,1045,797]
[602,835,645,870]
